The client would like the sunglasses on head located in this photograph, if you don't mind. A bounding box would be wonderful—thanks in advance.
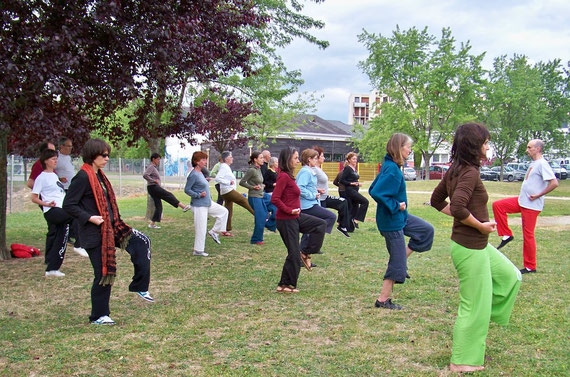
[100,153,110,158]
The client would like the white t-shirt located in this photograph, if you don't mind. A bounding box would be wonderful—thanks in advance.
[56,152,75,190]
[32,172,66,213]
[518,157,556,211]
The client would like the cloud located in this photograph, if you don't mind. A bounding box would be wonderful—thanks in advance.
[277,0,570,123]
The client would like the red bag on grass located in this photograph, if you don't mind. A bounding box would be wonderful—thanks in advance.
[10,244,41,258]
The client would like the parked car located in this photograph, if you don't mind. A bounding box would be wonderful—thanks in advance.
[480,167,499,181]
[549,161,568,180]
[429,165,449,180]
[403,167,417,181]
[491,166,524,182]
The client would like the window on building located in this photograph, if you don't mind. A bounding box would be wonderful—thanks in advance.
[354,97,360,103]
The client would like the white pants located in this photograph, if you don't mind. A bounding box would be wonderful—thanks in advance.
[191,202,228,252]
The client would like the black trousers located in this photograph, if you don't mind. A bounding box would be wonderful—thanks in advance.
[320,195,351,230]
[86,229,151,322]
[299,204,336,253]
[344,189,369,222]
[43,207,72,271]
[276,213,326,288]
[147,184,181,222]
[215,183,223,205]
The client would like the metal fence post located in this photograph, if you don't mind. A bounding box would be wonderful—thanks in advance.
[9,154,14,214]
[119,157,122,197]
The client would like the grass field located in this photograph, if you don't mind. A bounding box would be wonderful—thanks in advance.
[1,180,569,376]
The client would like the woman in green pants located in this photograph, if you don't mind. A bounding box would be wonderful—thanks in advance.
[430,123,521,373]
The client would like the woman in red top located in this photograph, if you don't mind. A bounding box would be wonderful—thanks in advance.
[271,147,326,293]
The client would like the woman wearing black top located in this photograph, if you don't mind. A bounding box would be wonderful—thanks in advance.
[63,138,154,325]
[340,152,369,229]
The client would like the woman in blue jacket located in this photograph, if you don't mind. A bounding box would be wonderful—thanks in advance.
[369,133,434,309]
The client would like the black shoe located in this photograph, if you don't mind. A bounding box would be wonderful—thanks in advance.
[315,251,324,255]
[310,263,317,268]
[497,236,514,249]
[406,273,411,279]
[520,267,536,274]
[336,226,350,238]
[375,298,402,310]
[352,220,359,229]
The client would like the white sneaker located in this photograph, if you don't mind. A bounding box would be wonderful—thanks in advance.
[136,291,155,303]
[73,247,89,257]
[193,250,209,257]
[182,204,191,212]
[208,230,221,245]
[45,270,65,277]
[148,223,161,229]
[91,315,116,325]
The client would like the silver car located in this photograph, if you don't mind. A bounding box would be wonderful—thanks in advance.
[404,167,417,181]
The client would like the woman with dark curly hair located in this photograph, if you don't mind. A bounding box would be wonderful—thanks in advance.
[431,123,521,372]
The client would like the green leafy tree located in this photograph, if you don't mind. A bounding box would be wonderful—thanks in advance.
[485,55,570,177]
[356,26,485,176]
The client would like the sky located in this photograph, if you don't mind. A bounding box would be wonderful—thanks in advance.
[277,0,570,123]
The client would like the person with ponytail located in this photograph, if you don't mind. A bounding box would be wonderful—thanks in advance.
[63,139,154,325]
[239,151,272,245]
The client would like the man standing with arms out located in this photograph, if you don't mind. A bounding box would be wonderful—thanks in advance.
[492,139,559,274]
[56,137,88,257]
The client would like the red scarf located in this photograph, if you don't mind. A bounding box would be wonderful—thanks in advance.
[81,163,132,286]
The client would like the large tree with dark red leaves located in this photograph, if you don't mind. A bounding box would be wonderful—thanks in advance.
[0,0,265,259]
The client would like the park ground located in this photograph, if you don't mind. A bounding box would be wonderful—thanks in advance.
[0,180,568,376]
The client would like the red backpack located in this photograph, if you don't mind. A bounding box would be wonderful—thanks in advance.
[10,244,41,258]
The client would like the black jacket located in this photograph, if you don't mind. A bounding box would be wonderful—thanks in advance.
[63,169,116,249]
[340,166,360,192]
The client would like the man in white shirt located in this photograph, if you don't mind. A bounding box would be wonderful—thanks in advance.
[492,139,559,274]
[56,136,88,257]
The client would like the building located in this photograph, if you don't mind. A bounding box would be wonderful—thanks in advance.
[348,90,389,126]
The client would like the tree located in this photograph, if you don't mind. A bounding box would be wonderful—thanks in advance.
[484,55,570,177]
[0,0,266,260]
[355,26,485,175]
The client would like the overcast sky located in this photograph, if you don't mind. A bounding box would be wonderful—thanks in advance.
[278,0,570,123]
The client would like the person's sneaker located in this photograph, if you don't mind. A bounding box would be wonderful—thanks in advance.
[375,298,402,310]
[193,250,209,257]
[208,230,221,245]
[136,291,155,303]
[182,205,191,212]
[91,315,116,325]
[148,223,161,229]
[336,226,350,238]
[45,270,65,277]
[520,267,537,274]
[254,241,264,245]
[73,247,89,257]
[497,236,514,249]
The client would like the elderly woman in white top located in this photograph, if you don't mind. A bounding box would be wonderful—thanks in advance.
[215,151,254,236]
[184,151,228,256]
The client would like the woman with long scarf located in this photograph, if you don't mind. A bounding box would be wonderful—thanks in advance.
[63,139,153,325]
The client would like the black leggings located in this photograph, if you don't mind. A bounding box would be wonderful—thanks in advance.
[43,207,72,271]
[86,229,151,321]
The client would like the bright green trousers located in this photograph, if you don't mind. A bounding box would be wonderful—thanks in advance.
[450,241,522,366]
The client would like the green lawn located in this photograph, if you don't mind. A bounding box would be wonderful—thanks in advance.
[1,182,568,376]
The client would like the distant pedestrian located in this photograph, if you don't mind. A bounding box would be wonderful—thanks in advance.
[143,153,191,229]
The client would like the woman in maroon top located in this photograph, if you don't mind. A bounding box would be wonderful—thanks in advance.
[271,147,326,293]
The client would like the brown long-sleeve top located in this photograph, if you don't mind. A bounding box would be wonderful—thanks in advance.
[143,164,160,186]
[430,165,490,249]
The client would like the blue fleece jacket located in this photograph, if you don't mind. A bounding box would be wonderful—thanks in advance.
[295,166,319,210]
[369,154,408,231]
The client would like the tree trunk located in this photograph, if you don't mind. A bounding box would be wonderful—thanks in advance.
[0,131,11,260]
